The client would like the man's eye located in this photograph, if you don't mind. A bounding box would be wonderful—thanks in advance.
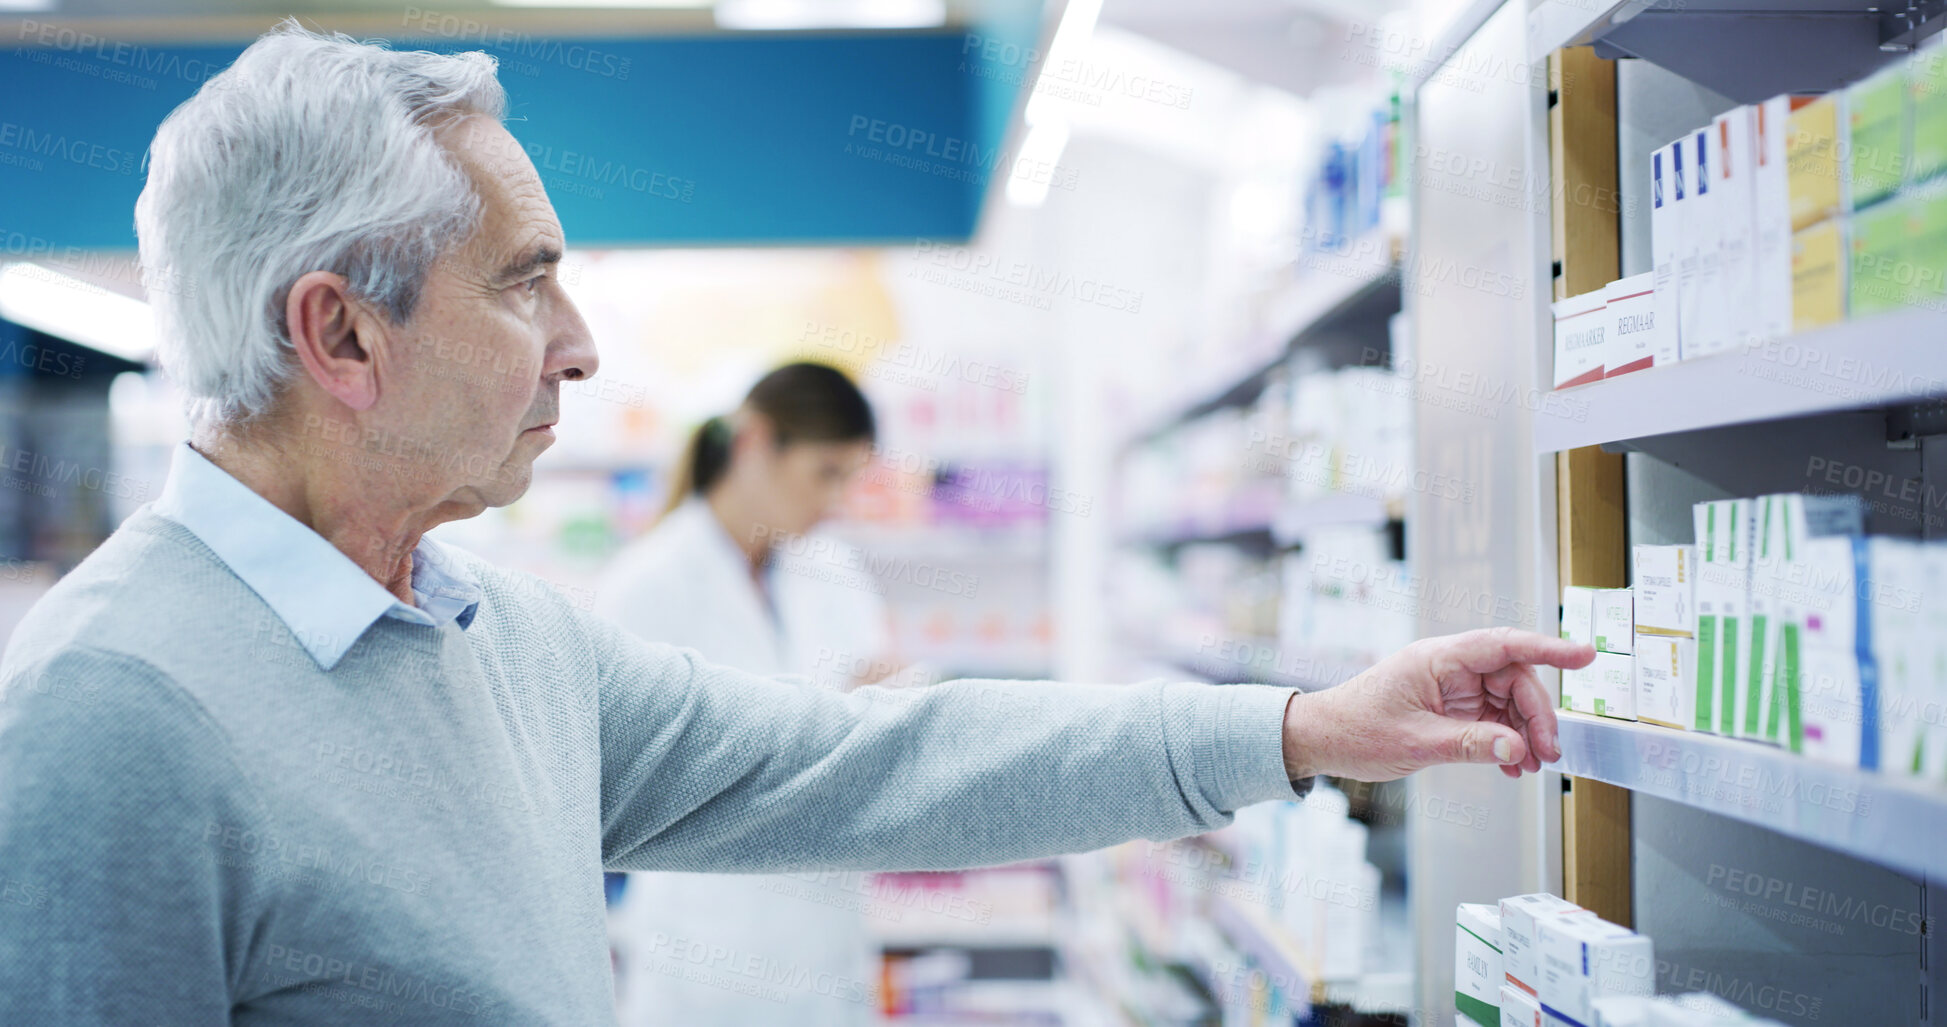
[523,275,545,293]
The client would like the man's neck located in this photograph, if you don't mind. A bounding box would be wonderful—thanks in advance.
[191,425,433,607]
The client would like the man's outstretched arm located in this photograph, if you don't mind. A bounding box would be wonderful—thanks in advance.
[583,601,1594,874]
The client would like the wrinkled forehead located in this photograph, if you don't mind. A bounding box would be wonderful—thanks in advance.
[436,116,563,267]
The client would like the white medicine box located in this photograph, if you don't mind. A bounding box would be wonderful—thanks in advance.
[1563,651,1636,721]
[1562,586,1597,646]
[1632,544,1695,638]
[1593,590,1634,655]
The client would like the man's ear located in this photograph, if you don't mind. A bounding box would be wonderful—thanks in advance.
[286,270,384,412]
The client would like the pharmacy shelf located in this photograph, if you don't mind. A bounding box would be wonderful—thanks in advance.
[1271,493,1398,545]
[1550,712,1947,881]
[1525,0,1942,102]
[1122,244,1402,450]
[1208,894,1318,1017]
[1129,631,1368,691]
[1532,309,1947,453]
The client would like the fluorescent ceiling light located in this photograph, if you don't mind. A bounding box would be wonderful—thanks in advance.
[0,0,56,10]
[0,263,156,364]
[715,0,946,30]
[1022,0,1102,126]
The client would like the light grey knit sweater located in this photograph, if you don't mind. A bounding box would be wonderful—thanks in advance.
[0,507,1302,1025]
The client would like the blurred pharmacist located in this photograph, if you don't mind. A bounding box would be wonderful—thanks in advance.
[0,22,1594,1026]
[598,362,898,1026]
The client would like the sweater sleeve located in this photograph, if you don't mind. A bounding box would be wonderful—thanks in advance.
[579,606,1305,873]
[0,646,265,1025]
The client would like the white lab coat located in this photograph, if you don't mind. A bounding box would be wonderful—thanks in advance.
[598,498,890,1027]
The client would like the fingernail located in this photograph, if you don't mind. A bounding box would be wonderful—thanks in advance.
[1492,737,1513,763]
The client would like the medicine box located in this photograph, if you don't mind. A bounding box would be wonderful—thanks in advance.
[1850,192,1915,317]
[1749,494,1864,747]
[1456,903,1504,1027]
[1910,182,1947,312]
[1798,536,1865,767]
[1538,913,1654,1027]
[1634,634,1697,731]
[1752,96,1794,342]
[1499,893,1581,998]
[1694,499,1752,735]
[1593,589,1634,655]
[1787,93,1843,231]
[1791,217,1848,332]
[1650,142,1685,358]
[1678,127,1732,358]
[1563,651,1636,720]
[1502,984,1542,1027]
[1847,63,1910,209]
[1712,107,1760,351]
[1913,46,1947,184]
[1922,545,1947,781]
[1562,586,1597,645]
[1632,544,1695,637]
[1553,289,1608,388]
[1867,537,1929,776]
[1604,273,1672,377]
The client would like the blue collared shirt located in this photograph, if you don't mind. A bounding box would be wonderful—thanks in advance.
[149,441,482,671]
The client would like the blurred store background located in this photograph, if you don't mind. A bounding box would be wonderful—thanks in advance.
[1,1,1482,1024]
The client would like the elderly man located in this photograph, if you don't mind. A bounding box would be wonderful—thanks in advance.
[0,21,1588,1026]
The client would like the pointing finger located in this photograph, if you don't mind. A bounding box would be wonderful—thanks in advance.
[1443,627,1595,676]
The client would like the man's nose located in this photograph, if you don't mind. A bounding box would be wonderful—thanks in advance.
[548,288,600,383]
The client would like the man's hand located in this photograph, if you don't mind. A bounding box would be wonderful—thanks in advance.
[1280,627,1596,782]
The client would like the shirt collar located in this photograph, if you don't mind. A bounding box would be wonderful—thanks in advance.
[150,441,482,671]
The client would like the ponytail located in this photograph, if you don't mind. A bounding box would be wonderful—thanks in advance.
[660,415,734,519]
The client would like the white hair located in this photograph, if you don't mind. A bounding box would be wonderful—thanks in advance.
[135,19,506,427]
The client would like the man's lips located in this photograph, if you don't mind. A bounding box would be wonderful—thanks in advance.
[524,422,556,435]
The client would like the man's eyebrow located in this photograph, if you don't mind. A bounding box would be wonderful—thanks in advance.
[492,244,562,284]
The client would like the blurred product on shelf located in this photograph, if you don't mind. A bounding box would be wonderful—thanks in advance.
[1063,782,1403,1026]
[1278,525,1414,677]
[1305,86,1403,255]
